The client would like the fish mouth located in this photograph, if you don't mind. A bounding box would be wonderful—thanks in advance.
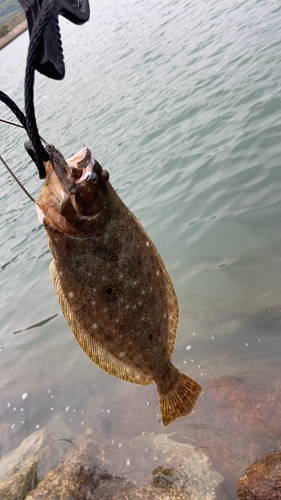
[53,147,96,197]
[36,146,109,234]
[65,147,94,184]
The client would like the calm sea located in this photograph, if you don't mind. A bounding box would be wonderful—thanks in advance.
[1,0,281,496]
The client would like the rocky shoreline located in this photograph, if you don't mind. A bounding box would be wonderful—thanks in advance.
[1,425,281,499]
[0,19,28,50]
[0,428,223,500]
[1,307,281,499]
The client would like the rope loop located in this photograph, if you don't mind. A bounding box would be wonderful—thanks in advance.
[24,0,56,177]
[0,0,56,178]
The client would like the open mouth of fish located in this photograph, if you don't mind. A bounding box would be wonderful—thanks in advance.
[36,146,109,235]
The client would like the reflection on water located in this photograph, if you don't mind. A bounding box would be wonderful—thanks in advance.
[1,0,281,497]
[13,314,58,335]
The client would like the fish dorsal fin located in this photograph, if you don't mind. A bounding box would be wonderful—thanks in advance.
[129,209,179,359]
[50,260,153,386]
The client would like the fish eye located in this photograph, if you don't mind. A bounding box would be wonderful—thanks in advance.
[91,173,98,184]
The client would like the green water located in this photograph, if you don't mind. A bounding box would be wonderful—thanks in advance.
[1,0,281,496]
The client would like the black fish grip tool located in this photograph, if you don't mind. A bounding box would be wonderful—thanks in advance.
[18,0,90,80]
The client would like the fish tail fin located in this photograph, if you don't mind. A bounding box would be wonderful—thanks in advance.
[159,372,203,427]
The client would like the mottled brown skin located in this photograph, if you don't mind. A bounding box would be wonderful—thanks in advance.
[36,145,203,426]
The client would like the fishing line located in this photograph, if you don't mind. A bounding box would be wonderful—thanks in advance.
[0,117,48,144]
[0,155,35,203]
[0,117,26,131]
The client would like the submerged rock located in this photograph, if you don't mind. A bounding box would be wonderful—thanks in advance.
[95,431,222,498]
[26,429,222,499]
[237,452,281,500]
[173,375,281,483]
[0,428,52,500]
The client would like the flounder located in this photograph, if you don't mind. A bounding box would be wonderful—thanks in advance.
[36,145,203,426]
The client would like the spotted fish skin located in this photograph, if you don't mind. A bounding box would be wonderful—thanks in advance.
[36,145,203,426]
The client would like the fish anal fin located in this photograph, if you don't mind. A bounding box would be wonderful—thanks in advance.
[163,267,179,359]
[50,260,152,386]
[83,342,153,386]
[159,372,203,427]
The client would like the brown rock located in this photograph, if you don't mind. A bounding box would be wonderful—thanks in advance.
[0,429,52,500]
[26,429,222,499]
[26,468,189,500]
[173,376,281,481]
[237,453,281,500]
[26,429,100,500]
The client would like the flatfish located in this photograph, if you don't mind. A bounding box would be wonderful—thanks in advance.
[36,145,203,426]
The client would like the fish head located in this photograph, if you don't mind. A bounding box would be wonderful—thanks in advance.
[36,145,111,236]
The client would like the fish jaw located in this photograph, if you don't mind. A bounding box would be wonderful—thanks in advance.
[35,159,74,234]
[35,145,110,236]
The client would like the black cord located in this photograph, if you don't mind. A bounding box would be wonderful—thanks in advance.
[0,91,26,129]
[0,0,56,179]
[24,0,55,177]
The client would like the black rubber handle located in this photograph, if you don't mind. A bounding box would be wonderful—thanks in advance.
[18,0,90,80]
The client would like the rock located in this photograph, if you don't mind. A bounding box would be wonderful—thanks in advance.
[0,429,50,500]
[237,453,281,500]
[0,428,64,500]
[26,429,222,499]
[173,375,281,482]
[95,432,222,498]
